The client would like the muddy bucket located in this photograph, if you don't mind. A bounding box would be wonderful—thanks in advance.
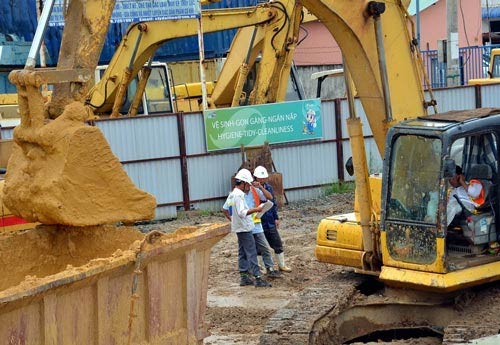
[0,223,229,344]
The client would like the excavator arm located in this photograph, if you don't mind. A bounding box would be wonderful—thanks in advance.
[298,0,429,273]
[300,0,427,154]
[87,4,278,114]
[210,0,305,107]
[47,0,117,118]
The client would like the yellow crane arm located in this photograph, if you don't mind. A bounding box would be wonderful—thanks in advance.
[299,0,427,155]
[210,0,303,107]
[87,5,277,113]
[248,1,303,105]
[45,0,117,119]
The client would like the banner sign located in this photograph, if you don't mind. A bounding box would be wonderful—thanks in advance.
[49,0,201,27]
[204,99,322,151]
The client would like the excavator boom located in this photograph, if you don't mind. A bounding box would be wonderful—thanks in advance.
[209,0,303,107]
[88,4,279,114]
[300,0,426,154]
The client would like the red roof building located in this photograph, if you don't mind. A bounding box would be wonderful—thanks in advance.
[294,0,482,66]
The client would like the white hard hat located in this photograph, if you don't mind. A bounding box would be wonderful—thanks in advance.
[253,166,269,178]
[235,169,254,183]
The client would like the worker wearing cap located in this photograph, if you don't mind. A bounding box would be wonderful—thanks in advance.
[223,168,272,288]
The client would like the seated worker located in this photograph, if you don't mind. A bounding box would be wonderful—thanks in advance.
[447,166,484,226]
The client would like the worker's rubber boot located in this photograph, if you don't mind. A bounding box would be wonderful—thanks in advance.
[240,274,254,286]
[254,276,272,287]
[277,253,292,272]
[267,269,281,278]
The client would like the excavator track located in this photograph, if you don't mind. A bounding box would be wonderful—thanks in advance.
[261,272,500,344]
[441,287,500,344]
[442,323,500,344]
[260,271,362,344]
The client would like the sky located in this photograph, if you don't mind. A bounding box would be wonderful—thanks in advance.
[407,0,438,15]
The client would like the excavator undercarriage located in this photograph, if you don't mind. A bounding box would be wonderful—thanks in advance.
[261,272,500,344]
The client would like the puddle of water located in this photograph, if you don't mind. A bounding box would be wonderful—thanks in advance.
[204,333,259,345]
[208,284,293,309]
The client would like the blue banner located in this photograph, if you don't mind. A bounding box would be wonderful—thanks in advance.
[49,0,201,27]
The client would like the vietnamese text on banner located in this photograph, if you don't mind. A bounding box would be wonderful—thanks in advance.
[204,99,322,151]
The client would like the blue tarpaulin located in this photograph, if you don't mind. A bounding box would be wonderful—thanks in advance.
[483,7,500,19]
[0,0,256,66]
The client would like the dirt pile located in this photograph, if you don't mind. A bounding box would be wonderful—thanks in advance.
[0,225,143,293]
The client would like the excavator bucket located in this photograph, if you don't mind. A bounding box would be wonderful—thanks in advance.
[3,69,156,226]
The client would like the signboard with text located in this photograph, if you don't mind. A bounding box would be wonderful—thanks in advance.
[49,0,200,27]
[204,99,322,151]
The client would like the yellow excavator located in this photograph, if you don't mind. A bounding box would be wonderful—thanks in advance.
[469,48,500,85]
[87,0,305,118]
[260,1,500,343]
[305,0,500,293]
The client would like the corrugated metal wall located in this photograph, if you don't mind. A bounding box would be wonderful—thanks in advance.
[481,83,500,107]
[3,82,500,219]
[428,86,477,112]
[91,101,346,218]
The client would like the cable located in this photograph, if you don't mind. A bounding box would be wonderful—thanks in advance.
[459,0,471,47]
[297,25,309,46]
[85,78,111,109]
[459,0,472,68]
[269,1,290,51]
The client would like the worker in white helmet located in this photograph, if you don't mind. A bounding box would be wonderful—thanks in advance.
[244,171,281,279]
[222,168,272,287]
[253,166,292,272]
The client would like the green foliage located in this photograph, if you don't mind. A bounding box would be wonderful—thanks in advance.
[200,209,212,217]
[324,181,355,195]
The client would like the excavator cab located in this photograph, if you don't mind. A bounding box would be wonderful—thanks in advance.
[94,62,175,116]
[379,108,500,291]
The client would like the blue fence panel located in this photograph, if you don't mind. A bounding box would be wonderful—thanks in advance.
[421,44,500,89]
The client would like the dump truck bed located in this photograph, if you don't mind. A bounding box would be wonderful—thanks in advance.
[0,223,229,344]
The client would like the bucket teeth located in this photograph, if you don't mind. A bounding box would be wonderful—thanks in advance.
[4,101,156,226]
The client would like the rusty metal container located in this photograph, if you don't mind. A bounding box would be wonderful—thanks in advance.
[0,223,229,344]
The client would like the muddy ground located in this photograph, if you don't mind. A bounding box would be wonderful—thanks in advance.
[149,191,500,345]
[151,192,353,344]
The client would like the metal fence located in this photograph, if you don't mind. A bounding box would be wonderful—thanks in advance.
[421,45,500,88]
[2,82,500,220]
